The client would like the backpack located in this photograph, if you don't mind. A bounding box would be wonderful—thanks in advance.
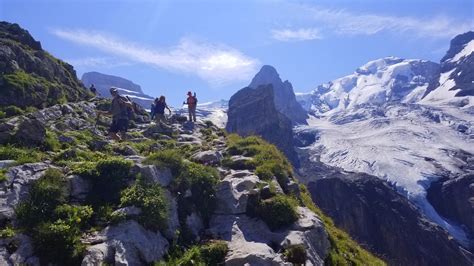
[154,101,166,114]
[120,96,135,120]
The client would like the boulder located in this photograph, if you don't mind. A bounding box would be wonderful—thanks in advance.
[68,175,90,203]
[0,160,15,169]
[0,163,49,220]
[131,164,173,187]
[185,212,204,241]
[82,221,169,266]
[191,150,223,165]
[111,206,142,218]
[163,190,179,241]
[14,118,46,147]
[215,174,259,214]
[143,124,174,138]
[0,234,39,266]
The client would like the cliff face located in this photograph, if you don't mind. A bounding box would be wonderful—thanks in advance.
[249,65,308,125]
[0,22,89,109]
[226,85,299,166]
[307,173,473,266]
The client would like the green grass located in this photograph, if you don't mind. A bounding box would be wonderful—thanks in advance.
[157,240,228,266]
[299,185,386,266]
[144,149,184,176]
[0,144,46,164]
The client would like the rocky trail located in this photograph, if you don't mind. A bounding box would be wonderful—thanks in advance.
[0,99,367,265]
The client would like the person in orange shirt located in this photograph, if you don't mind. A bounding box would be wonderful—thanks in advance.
[183,91,198,122]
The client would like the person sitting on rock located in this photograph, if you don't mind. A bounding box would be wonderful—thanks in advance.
[183,91,197,122]
[154,95,172,124]
[108,87,133,141]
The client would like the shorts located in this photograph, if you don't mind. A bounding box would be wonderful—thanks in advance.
[109,119,129,133]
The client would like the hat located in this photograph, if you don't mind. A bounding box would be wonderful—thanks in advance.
[187,91,192,95]
[110,87,118,94]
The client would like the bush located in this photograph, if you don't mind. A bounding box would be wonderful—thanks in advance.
[145,149,184,176]
[160,241,228,266]
[0,111,5,119]
[33,220,85,265]
[54,204,93,229]
[0,226,15,239]
[16,168,67,228]
[257,194,299,231]
[175,163,219,224]
[284,244,307,264]
[3,105,24,117]
[87,158,132,205]
[200,240,229,265]
[120,177,169,231]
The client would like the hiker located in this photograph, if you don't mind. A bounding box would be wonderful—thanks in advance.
[108,87,133,141]
[89,84,97,95]
[154,95,172,124]
[183,91,197,122]
[150,98,158,120]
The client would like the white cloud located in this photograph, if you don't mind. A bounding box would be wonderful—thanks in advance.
[51,29,260,86]
[284,5,474,39]
[65,57,131,68]
[271,28,322,42]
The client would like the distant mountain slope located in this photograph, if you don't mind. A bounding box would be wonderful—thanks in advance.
[82,72,154,108]
[0,21,90,109]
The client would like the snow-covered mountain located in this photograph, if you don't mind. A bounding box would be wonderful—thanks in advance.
[297,57,440,114]
[174,100,228,128]
[296,32,474,244]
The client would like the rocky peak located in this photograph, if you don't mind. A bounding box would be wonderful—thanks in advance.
[248,65,308,125]
[249,65,282,88]
[0,21,89,109]
[441,31,474,66]
[226,85,300,166]
[0,21,41,50]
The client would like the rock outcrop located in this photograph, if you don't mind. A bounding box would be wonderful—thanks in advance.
[427,173,474,235]
[0,22,89,109]
[249,65,308,125]
[308,173,473,266]
[82,72,154,109]
[226,85,299,166]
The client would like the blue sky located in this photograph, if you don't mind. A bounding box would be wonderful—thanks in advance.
[1,0,473,106]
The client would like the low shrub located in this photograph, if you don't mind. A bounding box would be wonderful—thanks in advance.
[175,162,219,224]
[145,149,184,176]
[43,130,61,151]
[0,111,5,119]
[0,226,15,239]
[54,204,93,229]
[257,194,299,231]
[284,244,307,265]
[120,177,168,231]
[0,169,7,182]
[33,220,85,265]
[87,158,132,205]
[16,168,67,228]
[159,241,228,266]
